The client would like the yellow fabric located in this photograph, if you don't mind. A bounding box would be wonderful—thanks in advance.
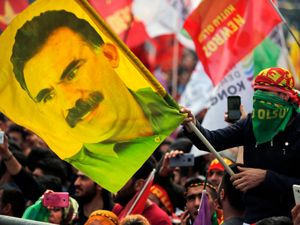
[0,0,172,159]
[0,0,185,192]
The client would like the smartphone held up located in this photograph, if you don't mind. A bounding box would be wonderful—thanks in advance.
[169,153,195,167]
[227,96,241,123]
[293,184,300,205]
[42,192,69,208]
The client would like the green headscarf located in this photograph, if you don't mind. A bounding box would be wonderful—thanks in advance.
[252,90,299,144]
[22,198,50,222]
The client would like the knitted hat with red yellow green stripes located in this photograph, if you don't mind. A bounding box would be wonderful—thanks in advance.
[253,67,300,105]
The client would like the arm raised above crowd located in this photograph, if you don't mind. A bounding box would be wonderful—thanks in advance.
[0,134,22,175]
[180,107,247,152]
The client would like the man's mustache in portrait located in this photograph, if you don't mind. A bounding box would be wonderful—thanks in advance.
[66,91,103,127]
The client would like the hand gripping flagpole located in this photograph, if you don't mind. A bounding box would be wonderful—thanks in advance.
[187,122,234,176]
[75,1,233,173]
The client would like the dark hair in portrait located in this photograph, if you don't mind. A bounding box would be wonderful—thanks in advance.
[11,10,104,97]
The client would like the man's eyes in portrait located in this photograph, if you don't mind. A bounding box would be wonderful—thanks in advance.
[60,59,85,82]
[35,59,86,103]
[36,88,55,103]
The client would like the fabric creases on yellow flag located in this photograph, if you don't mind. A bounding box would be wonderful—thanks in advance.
[0,0,185,193]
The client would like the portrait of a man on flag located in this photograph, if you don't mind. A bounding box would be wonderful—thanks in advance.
[0,0,184,193]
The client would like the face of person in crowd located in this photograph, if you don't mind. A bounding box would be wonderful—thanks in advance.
[185,185,215,219]
[74,171,99,203]
[48,207,63,224]
[25,132,48,149]
[7,131,24,148]
[207,169,224,187]
[113,178,136,206]
[23,27,145,143]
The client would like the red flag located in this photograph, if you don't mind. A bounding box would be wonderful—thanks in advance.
[183,0,282,86]
[118,169,155,219]
[88,0,149,48]
[153,34,184,72]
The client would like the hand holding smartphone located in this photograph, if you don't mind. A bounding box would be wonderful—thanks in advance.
[227,96,241,123]
[42,192,69,208]
[169,153,195,167]
[293,184,300,205]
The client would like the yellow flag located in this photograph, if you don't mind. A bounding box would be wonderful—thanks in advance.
[0,0,185,192]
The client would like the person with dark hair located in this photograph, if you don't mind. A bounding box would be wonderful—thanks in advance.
[72,170,113,225]
[113,159,172,225]
[0,187,25,217]
[218,164,245,225]
[0,145,26,188]
[35,175,63,193]
[181,67,300,223]
[7,124,28,150]
[180,177,220,225]
[0,135,61,202]
[154,150,190,215]
[32,158,68,185]
[255,216,293,225]
[25,147,57,172]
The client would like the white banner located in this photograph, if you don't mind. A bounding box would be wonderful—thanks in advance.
[179,62,212,115]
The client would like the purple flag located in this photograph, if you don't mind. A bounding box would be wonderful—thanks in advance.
[193,190,211,225]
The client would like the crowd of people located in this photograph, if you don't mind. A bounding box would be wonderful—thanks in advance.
[0,0,299,224]
[0,67,300,225]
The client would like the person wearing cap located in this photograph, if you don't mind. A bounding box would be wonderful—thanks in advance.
[181,67,300,223]
[207,157,233,187]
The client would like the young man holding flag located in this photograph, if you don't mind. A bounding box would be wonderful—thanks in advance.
[181,67,300,223]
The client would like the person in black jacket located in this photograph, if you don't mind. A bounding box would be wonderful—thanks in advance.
[180,67,300,223]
